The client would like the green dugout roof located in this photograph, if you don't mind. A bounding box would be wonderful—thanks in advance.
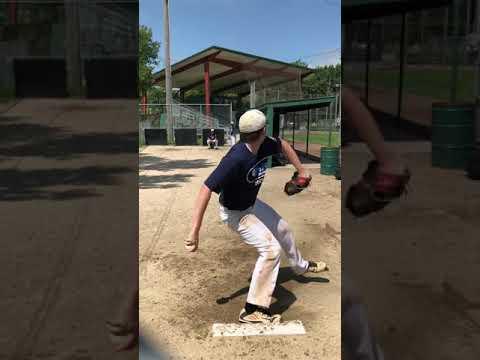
[259,96,335,114]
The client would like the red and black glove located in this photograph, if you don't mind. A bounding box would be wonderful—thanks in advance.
[284,171,312,196]
[346,161,410,217]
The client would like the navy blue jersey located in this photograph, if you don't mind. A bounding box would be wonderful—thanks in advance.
[204,136,282,210]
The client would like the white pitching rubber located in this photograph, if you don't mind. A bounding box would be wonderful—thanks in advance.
[211,320,306,337]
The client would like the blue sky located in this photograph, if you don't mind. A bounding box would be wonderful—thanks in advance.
[140,0,340,71]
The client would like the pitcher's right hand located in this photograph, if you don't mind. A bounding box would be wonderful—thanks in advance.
[185,230,199,252]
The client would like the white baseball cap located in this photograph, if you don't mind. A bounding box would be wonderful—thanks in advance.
[239,109,266,134]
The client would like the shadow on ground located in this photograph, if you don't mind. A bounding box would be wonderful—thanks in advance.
[1,116,66,142]
[139,152,213,189]
[0,166,131,201]
[140,154,212,171]
[215,267,329,315]
[1,114,137,201]
[139,174,194,190]
[1,115,137,159]
[0,132,138,159]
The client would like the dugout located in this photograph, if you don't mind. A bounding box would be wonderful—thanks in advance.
[153,46,313,112]
[259,97,336,167]
[149,46,314,140]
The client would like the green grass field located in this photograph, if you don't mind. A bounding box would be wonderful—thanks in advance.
[282,130,340,147]
[347,67,475,101]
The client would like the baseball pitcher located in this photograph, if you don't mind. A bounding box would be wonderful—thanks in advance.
[186,109,328,324]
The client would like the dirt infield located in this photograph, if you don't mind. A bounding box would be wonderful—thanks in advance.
[1,99,138,360]
[342,142,480,359]
[139,145,341,359]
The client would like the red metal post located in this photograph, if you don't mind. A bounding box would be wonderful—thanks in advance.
[9,1,17,25]
[142,94,147,114]
[204,62,211,121]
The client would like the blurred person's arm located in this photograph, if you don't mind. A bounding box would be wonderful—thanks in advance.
[342,87,404,174]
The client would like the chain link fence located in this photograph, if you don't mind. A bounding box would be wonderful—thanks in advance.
[343,2,476,126]
[139,103,233,146]
[280,98,340,159]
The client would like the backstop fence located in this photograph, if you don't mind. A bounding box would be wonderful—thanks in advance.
[139,103,233,146]
[139,98,340,154]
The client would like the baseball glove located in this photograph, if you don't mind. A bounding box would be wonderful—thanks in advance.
[346,161,410,217]
[284,171,312,196]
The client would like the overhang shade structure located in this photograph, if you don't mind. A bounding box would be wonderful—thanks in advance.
[153,46,314,115]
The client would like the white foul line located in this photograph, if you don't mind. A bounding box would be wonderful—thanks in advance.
[211,320,306,337]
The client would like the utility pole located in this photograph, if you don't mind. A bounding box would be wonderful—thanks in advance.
[475,0,480,102]
[65,0,82,97]
[249,80,256,108]
[163,0,174,144]
[450,0,460,104]
[474,0,480,145]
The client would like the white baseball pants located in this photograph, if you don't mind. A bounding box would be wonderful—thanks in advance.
[219,199,309,308]
[207,138,218,147]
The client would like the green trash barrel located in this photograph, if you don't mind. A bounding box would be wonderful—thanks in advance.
[320,147,339,175]
[432,103,475,169]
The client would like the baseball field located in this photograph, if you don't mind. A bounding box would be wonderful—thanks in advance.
[139,145,341,359]
[282,130,341,147]
[347,65,475,102]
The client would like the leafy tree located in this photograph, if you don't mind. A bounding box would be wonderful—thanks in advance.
[147,86,165,104]
[292,59,309,68]
[139,25,160,100]
[303,64,341,97]
[288,60,341,97]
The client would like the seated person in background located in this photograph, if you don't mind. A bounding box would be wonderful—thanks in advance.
[207,129,219,149]
[229,121,237,146]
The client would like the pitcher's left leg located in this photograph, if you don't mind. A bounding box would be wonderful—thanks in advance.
[253,199,309,274]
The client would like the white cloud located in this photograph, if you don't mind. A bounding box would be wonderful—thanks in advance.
[308,51,340,67]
